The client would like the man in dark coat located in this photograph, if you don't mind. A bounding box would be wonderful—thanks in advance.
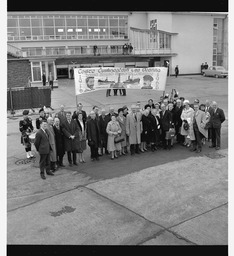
[61,111,80,166]
[160,103,173,150]
[173,99,184,144]
[99,109,109,155]
[87,110,101,161]
[150,109,161,150]
[209,101,225,150]
[53,117,65,167]
[34,120,54,179]
[205,100,214,141]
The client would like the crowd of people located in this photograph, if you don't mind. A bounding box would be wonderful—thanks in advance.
[19,94,226,180]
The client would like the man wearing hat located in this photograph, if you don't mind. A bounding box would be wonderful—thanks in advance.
[19,110,35,159]
[36,108,47,129]
[141,75,154,89]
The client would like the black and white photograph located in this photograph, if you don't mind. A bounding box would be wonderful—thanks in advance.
[4,0,231,255]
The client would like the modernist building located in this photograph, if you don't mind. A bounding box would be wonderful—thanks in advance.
[7,11,228,87]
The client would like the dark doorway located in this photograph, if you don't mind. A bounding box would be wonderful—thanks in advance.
[57,68,69,79]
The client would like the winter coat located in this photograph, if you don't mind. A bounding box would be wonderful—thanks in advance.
[126,112,142,144]
[62,119,80,152]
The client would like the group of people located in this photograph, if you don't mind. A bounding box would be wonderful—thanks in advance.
[122,43,133,55]
[19,94,225,180]
[201,62,209,74]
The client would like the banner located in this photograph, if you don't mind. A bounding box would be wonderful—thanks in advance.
[74,67,167,95]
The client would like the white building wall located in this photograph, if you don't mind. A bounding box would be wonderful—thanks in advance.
[128,12,148,29]
[147,12,173,32]
[171,14,213,74]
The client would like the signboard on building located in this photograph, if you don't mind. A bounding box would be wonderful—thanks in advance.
[74,67,167,95]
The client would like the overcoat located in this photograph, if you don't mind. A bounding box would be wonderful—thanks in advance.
[190,110,208,140]
[106,121,122,151]
[99,115,109,146]
[53,125,65,157]
[141,114,152,143]
[116,116,127,147]
[62,119,80,152]
[34,129,50,154]
[86,118,101,148]
[180,107,194,136]
[160,110,172,132]
[126,112,142,144]
[46,124,57,162]
[209,108,225,129]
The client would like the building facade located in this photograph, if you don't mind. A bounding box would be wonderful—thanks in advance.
[7,11,228,87]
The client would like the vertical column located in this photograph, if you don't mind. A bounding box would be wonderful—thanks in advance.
[45,61,49,82]
[53,61,57,80]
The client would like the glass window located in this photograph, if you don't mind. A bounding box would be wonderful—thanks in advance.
[110,28,119,37]
[43,18,54,27]
[55,28,66,35]
[32,66,41,81]
[7,27,19,37]
[7,18,18,27]
[213,29,218,36]
[119,27,127,38]
[77,19,87,26]
[19,19,30,27]
[99,18,108,27]
[44,27,54,35]
[20,27,31,36]
[31,18,42,27]
[32,27,43,36]
[88,18,98,27]
[119,19,127,26]
[110,18,118,27]
[66,18,76,26]
[55,18,65,26]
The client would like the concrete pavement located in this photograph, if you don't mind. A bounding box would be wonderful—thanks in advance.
[7,75,228,245]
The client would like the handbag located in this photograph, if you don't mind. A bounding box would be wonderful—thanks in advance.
[114,135,124,143]
[204,122,211,130]
[165,127,175,140]
[183,120,189,131]
[88,140,95,146]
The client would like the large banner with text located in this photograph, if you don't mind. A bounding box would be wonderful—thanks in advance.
[74,67,167,95]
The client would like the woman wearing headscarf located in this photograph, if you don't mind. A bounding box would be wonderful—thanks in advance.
[106,114,122,160]
[180,100,195,147]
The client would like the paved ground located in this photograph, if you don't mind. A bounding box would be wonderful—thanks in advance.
[7,75,228,245]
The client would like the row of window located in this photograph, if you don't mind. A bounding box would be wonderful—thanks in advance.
[7,15,128,41]
[22,45,128,57]
[213,18,224,66]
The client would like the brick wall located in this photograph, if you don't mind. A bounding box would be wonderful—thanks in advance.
[7,59,31,88]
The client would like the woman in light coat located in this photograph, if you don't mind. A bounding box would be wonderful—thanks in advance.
[126,105,143,155]
[116,108,127,155]
[189,103,208,152]
[106,114,122,160]
[180,100,194,147]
